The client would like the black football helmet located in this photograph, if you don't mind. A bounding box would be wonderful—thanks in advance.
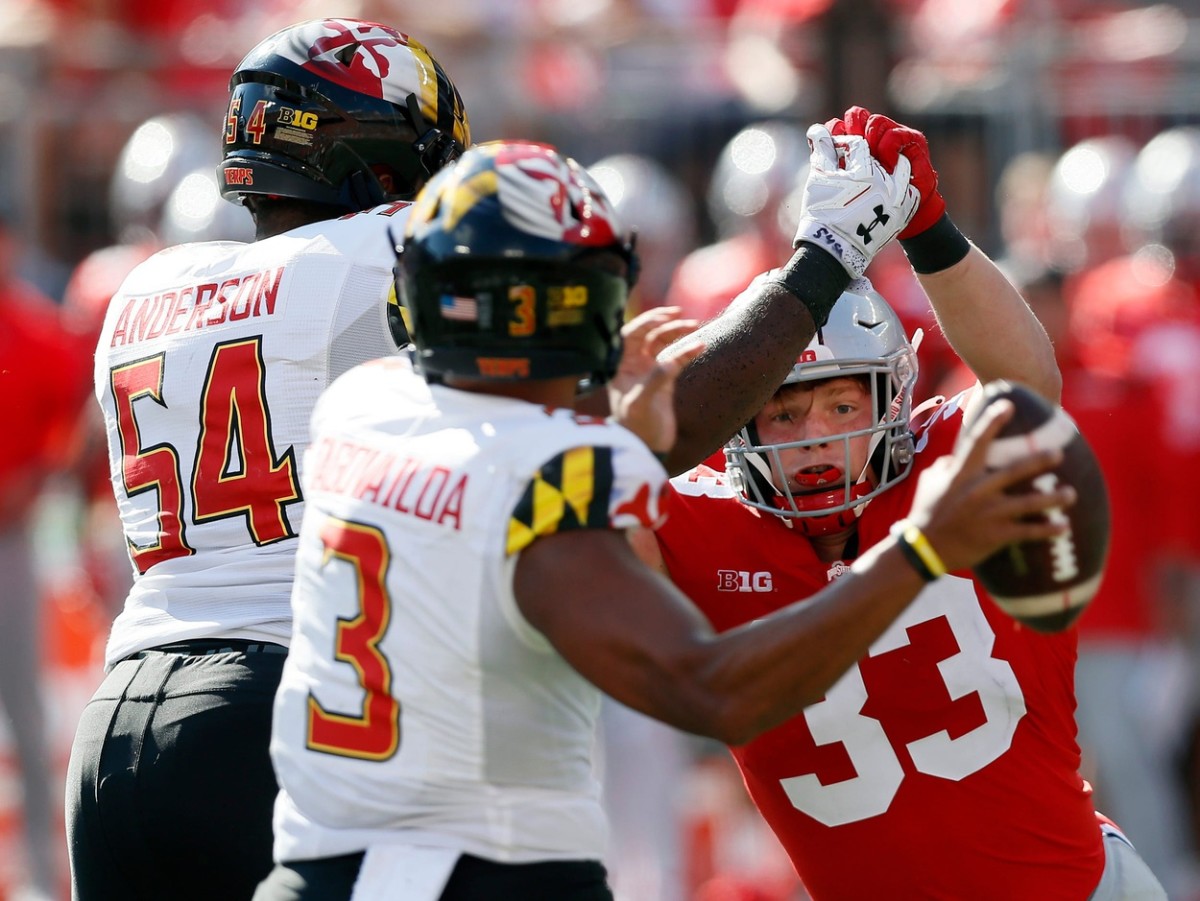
[220,18,470,212]
[396,141,638,384]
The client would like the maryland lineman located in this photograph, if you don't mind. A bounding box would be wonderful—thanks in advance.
[64,18,469,901]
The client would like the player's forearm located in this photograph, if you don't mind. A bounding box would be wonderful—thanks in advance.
[523,528,922,746]
[667,244,848,475]
[665,539,926,744]
[918,245,1062,402]
[638,539,926,743]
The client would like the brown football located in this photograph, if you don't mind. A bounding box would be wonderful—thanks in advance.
[962,380,1110,633]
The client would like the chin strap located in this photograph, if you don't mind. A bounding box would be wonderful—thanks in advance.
[741,448,874,537]
[770,484,872,536]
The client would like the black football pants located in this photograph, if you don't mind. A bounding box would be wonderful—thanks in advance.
[66,640,287,901]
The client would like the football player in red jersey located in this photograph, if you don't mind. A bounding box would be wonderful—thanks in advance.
[64,18,470,901]
[1047,127,1200,897]
[633,109,1168,900]
[252,134,1077,901]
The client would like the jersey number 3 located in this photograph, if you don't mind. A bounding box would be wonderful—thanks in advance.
[306,517,400,762]
[779,577,1026,826]
[110,338,301,573]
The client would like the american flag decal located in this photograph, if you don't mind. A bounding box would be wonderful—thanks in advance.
[439,294,478,321]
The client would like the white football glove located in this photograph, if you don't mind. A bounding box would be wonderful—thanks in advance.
[793,125,919,278]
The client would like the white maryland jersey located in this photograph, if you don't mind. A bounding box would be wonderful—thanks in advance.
[95,202,413,667]
[269,356,669,865]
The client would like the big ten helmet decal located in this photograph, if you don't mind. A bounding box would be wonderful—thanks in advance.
[725,286,918,536]
[396,141,638,386]
[220,18,470,212]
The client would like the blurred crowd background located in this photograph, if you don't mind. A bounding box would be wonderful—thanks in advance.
[5,0,1200,899]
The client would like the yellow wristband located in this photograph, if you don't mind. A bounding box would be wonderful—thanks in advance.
[901,523,947,579]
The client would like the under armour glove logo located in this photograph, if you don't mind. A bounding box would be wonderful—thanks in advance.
[792,128,918,278]
[856,206,890,245]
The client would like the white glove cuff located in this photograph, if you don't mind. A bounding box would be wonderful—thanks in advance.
[793,219,870,279]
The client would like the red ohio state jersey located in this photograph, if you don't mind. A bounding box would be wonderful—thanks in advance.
[656,393,1104,901]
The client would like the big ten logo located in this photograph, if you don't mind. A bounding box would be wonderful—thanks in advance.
[547,285,588,327]
[716,570,774,592]
[277,107,319,130]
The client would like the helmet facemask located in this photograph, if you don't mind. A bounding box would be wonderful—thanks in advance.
[725,288,919,536]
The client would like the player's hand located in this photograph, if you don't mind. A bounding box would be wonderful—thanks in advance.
[609,306,699,398]
[827,106,945,240]
[793,127,919,278]
[904,399,1075,574]
[610,307,703,459]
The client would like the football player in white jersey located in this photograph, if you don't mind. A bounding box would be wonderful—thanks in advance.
[255,140,1077,901]
[64,18,469,901]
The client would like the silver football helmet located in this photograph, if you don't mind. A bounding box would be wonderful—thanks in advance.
[160,165,255,245]
[1046,135,1137,270]
[1122,125,1200,262]
[725,286,919,536]
[588,153,695,306]
[109,112,214,245]
[707,120,809,242]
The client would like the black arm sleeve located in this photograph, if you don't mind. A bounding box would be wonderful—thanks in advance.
[667,244,850,475]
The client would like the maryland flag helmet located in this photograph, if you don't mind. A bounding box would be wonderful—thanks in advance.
[396,141,638,385]
[220,18,470,211]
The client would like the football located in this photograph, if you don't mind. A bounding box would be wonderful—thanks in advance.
[962,380,1110,633]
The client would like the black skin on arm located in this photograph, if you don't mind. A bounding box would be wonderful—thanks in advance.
[666,243,848,476]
